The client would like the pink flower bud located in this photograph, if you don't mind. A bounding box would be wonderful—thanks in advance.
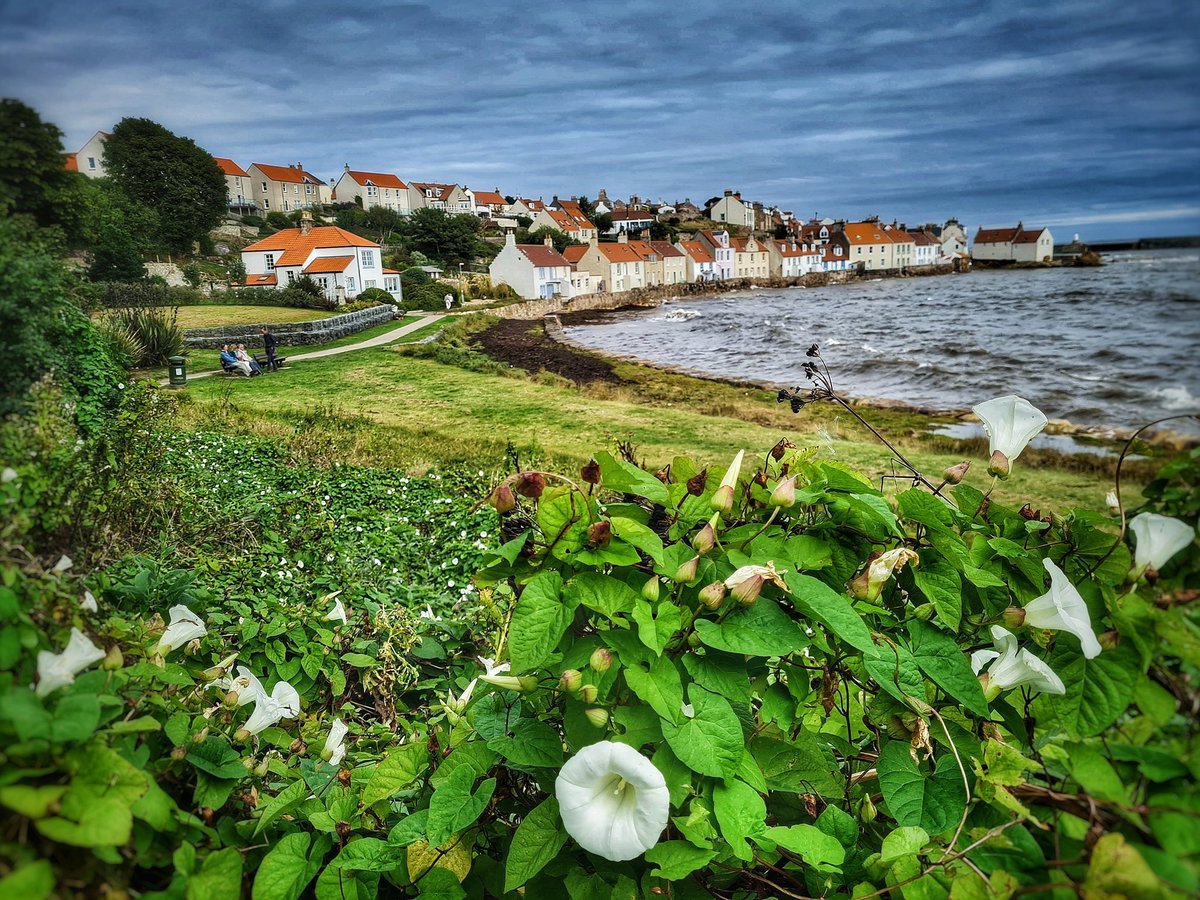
[514,472,546,499]
[987,450,1011,479]
[559,669,583,692]
[580,459,601,484]
[698,581,727,610]
[579,684,599,704]
[488,484,516,514]
[711,484,734,515]
[943,461,970,484]
[692,521,715,554]
[674,556,700,584]
[587,520,611,547]
[1001,607,1027,629]
[731,574,763,605]
[589,648,613,672]
[769,475,797,507]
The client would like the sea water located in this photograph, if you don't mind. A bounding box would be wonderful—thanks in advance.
[563,249,1200,434]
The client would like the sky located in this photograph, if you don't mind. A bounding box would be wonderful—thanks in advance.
[2,0,1198,241]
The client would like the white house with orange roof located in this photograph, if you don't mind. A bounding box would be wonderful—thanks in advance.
[334,166,418,214]
[836,221,896,271]
[883,224,916,270]
[238,214,394,304]
[213,158,255,213]
[696,230,735,281]
[767,239,822,278]
[488,232,574,300]
[248,163,331,214]
[732,235,770,279]
[411,183,473,215]
[470,189,508,218]
[530,207,599,245]
[574,233,646,293]
[911,230,940,267]
[650,241,687,285]
[65,131,110,178]
[675,240,718,282]
[821,243,849,271]
[505,198,546,218]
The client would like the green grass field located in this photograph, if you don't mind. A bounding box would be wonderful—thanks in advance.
[173,335,1149,512]
[174,305,337,328]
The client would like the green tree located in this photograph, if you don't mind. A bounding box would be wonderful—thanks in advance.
[0,98,83,239]
[521,226,580,254]
[103,117,226,255]
[227,257,247,284]
[362,205,402,242]
[648,221,676,242]
[593,212,613,234]
[397,207,481,266]
[87,222,147,282]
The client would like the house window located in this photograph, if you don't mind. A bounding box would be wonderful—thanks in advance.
[264,254,276,270]
[365,279,376,288]
[361,250,374,267]
[287,270,296,283]
[305,185,312,194]
[87,157,96,169]
[261,182,268,192]
[263,199,270,209]
[317,276,329,289]
[284,200,290,211]
[347,277,357,292]
[385,276,398,291]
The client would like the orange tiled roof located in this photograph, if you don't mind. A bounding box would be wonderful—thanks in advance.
[383,267,401,274]
[243,226,378,254]
[303,256,354,274]
[252,163,324,184]
[678,240,715,263]
[562,245,589,264]
[596,243,643,263]
[473,190,506,206]
[214,157,249,177]
[63,152,78,171]
[517,244,570,268]
[627,240,659,262]
[842,223,891,244]
[887,229,915,243]
[243,273,278,286]
[346,170,407,190]
[543,207,596,232]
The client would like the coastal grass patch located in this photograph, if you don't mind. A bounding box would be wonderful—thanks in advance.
[172,345,1141,511]
[173,304,339,328]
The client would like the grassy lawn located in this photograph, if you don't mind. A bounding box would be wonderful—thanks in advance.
[175,305,337,328]
[172,341,1149,512]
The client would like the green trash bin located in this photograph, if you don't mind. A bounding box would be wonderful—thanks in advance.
[168,356,187,387]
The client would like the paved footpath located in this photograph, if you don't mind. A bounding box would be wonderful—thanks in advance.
[160,313,445,385]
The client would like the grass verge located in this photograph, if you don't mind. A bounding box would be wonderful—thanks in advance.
[174,305,338,328]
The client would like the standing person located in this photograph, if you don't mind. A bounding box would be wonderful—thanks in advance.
[261,327,278,371]
[443,293,453,311]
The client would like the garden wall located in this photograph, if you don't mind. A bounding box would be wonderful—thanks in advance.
[183,304,398,349]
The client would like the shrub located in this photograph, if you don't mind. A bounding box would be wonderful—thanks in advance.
[355,287,394,304]
[100,305,185,366]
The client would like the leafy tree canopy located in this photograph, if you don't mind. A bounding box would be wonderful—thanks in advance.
[397,207,481,267]
[104,117,226,255]
[0,98,82,239]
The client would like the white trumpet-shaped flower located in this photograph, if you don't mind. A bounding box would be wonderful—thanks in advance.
[80,590,98,613]
[971,626,1065,698]
[36,628,105,697]
[850,548,919,603]
[972,395,1048,479]
[214,666,266,706]
[52,555,73,573]
[555,741,670,861]
[323,718,348,766]
[1023,559,1101,659]
[241,681,301,736]
[324,595,347,625]
[1129,513,1194,577]
[157,604,207,655]
[711,449,745,514]
[724,561,789,604]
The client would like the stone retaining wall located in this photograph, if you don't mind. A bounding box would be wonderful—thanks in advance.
[497,265,956,320]
[184,304,398,349]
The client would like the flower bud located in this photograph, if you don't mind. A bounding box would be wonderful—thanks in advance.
[170,746,187,760]
[481,674,538,692]
[674,556,700,585]
[769,475,797,507]
[686,469,708,496]
[692,519,716,554]
[587,520,611,548]
[488,484,516,514]
[234,728,252,742]
[912,604,935,621]
[942,461,970,484]
[731,574,763,605]
[584,707,609,729]
[514,472,546,499]
[1105,491,1120,516]
[253,758,271,777]
[698,581,727,610]
[1098,630,1120,651]
[559,669,583,693]
[289,738,307,754]
[193,727,210,743]
[687,631,702,648]
[641,575,660,603]
[581,459,601,484]
[579,684,599,704]
[710,484,734,515]
[202,653,239,682]
[987,450,1010,479]
[186,639,202,656]
[589,647,613,673]
[857,794,878,824]
[102,644,124,670]
[242,756,256,771]
[223,689,241,708]
[770,438,794,461]
[1001,606,1027,629]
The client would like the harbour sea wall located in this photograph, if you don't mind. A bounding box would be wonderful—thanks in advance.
[183,304,397,349]
[495,264,958,320]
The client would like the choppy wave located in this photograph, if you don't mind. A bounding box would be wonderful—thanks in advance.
[563,249,1200,430]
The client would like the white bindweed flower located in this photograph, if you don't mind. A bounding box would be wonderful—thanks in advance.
[724,561,789,604]
[1,467,17,483]
[1129,513,1195,578]
[1023,559,1101,659]
[52,555,73,573]
[241,681,301,736]
[157,604,207,655]
[419,604,442,622]
[324,595,347,625]
[80,590,98,613]
[555,741,670,861]
[711,449,745,514]
[850,548,919,603]
[323,718,348,766]
[214,666,266,707]
[36,628,105,697]
[971,626,1064,699]
[972,395,1048,479]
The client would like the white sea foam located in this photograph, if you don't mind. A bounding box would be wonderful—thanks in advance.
[825,338,847,346]
[662,308,700,322]
[1152,385,1200,410]
[861,344,881,354]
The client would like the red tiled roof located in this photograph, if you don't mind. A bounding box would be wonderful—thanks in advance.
[63,152,78,171]
[562,245,588,264]
[243,226,378,254]
[303,256,354,274]
[650,241,683,258]
[214,157,249,177]
[252,163,324,185]
[243,273,278,286]
[731,237,766,253]
[911,231,939,246]
[517,244,570,267]
[677,240,714,263]
[1013,228,1048,244]
[473,190,506,206]
[975,227,1021,244]
[346,170,407,189]
[610,208,653,221]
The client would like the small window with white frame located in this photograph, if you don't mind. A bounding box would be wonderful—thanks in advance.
[264,253,275,270]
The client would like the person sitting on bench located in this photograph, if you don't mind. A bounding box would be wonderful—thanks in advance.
[220,344,253,376]
[236,344,262,375]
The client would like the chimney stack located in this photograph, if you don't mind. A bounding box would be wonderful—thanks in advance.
[504,229,516,247]
[543,235,554,248]
[300,211,313,235]
[617,229,628,244]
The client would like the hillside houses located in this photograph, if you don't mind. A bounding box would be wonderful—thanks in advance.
[248,163,332,214]
[333,167,418,214]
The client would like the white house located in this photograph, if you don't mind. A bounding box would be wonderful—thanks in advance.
[606,208,654,236]
[573,233,646,293]
[213,157,255,213]
[911,230,940,266]
[239,214,397,304]
[973,224,1054,262]
[489,232,574,300]
[333,167,418,214]
[65,131,110,178]
[675,240,718,282]
[767,239,822,278]
[940,218,969,262]
[821,243,849,272]
[708,190,756,229]
[697,230,735,281]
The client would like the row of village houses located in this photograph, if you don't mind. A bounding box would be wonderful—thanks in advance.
[67,131,1052,305]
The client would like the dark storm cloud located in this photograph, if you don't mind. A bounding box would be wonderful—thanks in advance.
[1,0,1197,238]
